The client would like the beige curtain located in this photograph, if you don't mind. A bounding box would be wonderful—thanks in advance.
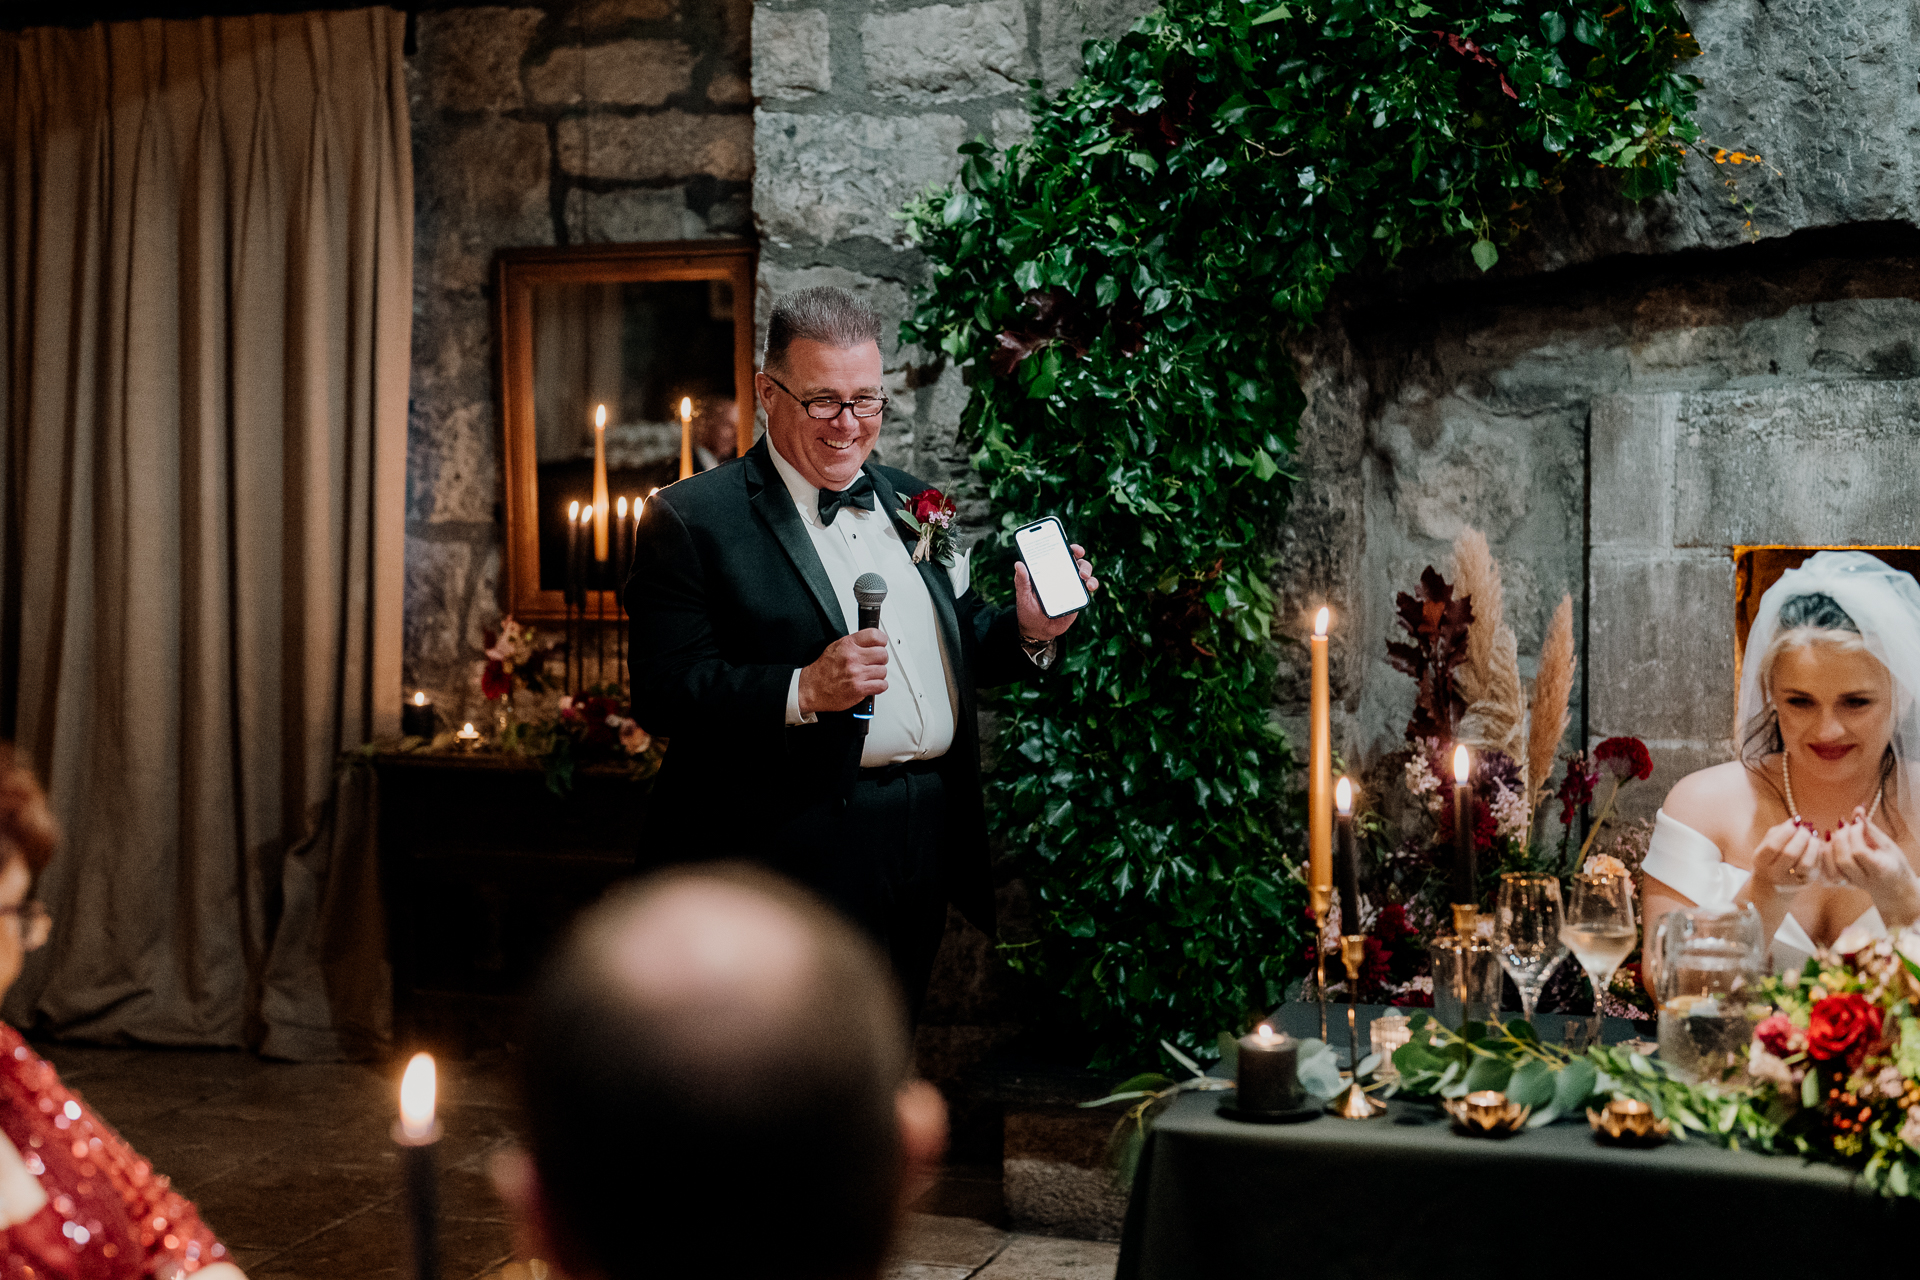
[0,10,409,1054]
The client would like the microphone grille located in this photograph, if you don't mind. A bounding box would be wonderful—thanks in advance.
[853,572,888,606]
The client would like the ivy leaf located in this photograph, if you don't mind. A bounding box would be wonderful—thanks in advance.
[1250,4,1290,24]
[1471,238,1499,272]
[1539,11,1567,43]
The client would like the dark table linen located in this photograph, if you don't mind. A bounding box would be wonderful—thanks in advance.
[1119,1009,1918,1278]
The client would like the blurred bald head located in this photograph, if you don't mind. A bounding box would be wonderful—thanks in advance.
[518,865,914,1280]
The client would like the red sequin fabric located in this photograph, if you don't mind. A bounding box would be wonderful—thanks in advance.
[0,1024,227,1280]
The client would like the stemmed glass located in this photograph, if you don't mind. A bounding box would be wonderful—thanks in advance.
[1495,873,1568,1024]
[1560,872,1637,1046]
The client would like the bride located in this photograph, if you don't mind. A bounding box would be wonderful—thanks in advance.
[1643,551,1920,976]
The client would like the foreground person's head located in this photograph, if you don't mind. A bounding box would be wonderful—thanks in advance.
[1757,592,1897,779]
[755,287,887,492]
[499,865,945,1280]
[0,748,57,999]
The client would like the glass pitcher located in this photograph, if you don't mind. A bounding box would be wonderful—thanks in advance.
[1649,904,1767,1085]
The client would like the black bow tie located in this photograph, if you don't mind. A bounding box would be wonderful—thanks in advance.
[818,473,876,526]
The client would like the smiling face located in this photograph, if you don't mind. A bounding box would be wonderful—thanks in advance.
[1772,640,1896,780]
[756,338,885,492]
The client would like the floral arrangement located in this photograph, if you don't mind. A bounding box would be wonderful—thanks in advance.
[480,617,564,701]
[895,487,958,566]
[1343,528,1658,1018]
[1737,938,1920,1196]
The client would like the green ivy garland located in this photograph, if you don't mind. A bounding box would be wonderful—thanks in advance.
[902,0,1701,1065]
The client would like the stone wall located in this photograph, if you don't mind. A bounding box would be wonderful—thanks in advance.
[404,0,753,716]
[1275,0,1920,815]
[749,0,1155,525]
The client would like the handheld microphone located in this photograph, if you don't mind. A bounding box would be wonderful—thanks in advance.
[852,573,887,733]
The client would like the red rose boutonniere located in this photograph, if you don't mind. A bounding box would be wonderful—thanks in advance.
[897,488,958,566]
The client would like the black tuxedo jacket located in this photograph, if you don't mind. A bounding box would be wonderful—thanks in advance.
[624,438,1031,934]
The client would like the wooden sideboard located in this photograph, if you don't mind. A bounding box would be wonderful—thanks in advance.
[371,752,650,1054]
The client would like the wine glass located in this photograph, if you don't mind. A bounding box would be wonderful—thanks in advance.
[1560,873,1637,1046]
[1494,872,1568,1024]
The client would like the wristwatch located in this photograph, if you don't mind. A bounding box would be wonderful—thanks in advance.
[1020,632,1058,670]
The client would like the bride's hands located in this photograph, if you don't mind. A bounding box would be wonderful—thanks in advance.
[1822,808,1920,928]
[1750,819,1820,896]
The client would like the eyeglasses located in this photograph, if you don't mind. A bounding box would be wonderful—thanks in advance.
[764,373,888,420]
[0,901,49,952]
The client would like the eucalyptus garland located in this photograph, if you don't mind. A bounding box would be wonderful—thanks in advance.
[902,0,1701,1064]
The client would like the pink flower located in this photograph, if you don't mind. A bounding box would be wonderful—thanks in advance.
[1902,1107,1920,1151]
[1748,1044,1798,1089]
[1754,1013,1806,1059]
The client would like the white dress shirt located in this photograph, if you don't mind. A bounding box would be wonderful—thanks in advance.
[770,442,960,767]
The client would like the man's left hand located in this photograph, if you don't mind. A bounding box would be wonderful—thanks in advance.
[1015,544,1099,641]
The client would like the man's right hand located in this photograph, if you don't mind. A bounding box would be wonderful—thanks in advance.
[798,629,889,715]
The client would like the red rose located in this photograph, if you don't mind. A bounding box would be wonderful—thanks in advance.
[1807,994,1883,1065]
[1754,1013,1805,1059]
[1594,736,1653,782]
[909,488,955,523]
[481,659,510,701]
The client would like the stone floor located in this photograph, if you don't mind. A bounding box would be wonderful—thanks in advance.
[37,1043,1118,1280]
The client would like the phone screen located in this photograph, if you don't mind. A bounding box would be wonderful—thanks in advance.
[1014,517,1090,618]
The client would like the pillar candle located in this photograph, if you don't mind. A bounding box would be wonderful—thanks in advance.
[678,396,694,481]
[401,691,435,740]
[1308,607,1331,920]
[592,404,610,562]
[1335,776,1360,936]
[1452,744,1474,907]
[1235,1023,1303,1114]
[394,1053,441,1280]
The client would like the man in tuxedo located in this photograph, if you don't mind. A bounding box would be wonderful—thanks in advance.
[625,286,1096,1010]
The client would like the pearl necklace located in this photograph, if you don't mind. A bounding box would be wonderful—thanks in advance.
[1782,750,1883,827]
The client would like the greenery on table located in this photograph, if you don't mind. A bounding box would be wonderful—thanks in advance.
[901,0,1704,1063]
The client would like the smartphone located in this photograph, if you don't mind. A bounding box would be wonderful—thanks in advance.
[1014,516,1091,619]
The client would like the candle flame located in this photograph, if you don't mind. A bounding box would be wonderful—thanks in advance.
[568,500,580,522]
[460,722,476,735]
[616,496,628,518]
[1453,744,1471,784]
[399,1052,436,1141]
[1313,607,1329,637]
[1257,1023,1274,1043]
[1335,776,1353,815]
[679,396,692,423]
[412,692,427,707]
[595,404,606,429]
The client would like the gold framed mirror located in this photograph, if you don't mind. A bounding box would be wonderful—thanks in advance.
[496,240,756,622]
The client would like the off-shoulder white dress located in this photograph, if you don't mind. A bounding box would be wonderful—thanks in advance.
[1640,809,1886,974]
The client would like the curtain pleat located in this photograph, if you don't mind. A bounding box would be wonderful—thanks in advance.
[0,9,409,1053]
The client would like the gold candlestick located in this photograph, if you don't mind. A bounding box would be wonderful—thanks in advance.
[1326,934,1386,1119]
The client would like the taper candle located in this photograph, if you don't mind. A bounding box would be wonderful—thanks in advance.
[1308,608,1332,920]
[567,501,582,693]
[395,1052,441,1280]
[1335,776,1359,935]
[678,396,694,481]
[592,404,610,561]
[1452,745,1474,909]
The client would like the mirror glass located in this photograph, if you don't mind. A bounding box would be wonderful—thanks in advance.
[530,278,742,593]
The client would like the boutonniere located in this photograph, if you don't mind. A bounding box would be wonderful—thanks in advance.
[896,488,958,566]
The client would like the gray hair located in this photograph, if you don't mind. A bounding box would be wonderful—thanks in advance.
[763,286,882,369]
